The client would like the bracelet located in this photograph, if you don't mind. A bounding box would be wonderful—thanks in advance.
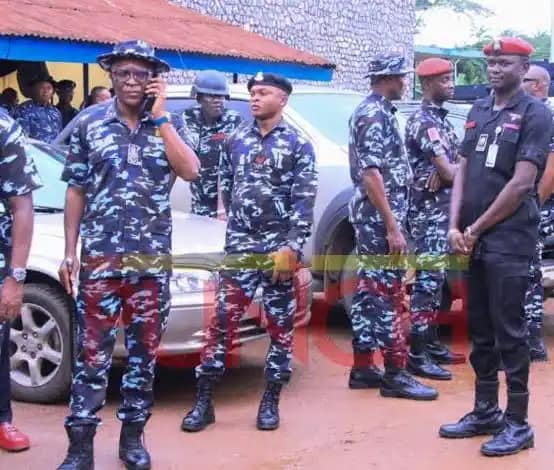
[464,225,473,238]
[152,112,170,127]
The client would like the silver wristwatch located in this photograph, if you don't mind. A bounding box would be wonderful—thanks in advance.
[8,267,27,284]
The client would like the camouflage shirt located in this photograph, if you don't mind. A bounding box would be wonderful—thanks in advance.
[14,100,62,143]
[348,92,413,226]
[0,109,42,277]
[220,119,317,257]
[540,98,554,217]
[62,100,192,280]
[405,100,459,210]
[182,106,243,217]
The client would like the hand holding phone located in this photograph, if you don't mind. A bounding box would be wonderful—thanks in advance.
[142,72,160,114]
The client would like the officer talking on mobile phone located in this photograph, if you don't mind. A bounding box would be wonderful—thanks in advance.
[57,40,199,470]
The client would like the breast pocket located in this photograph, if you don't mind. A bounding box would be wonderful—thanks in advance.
[141,146,171,184]
[266,151,294,188]
[494,129,519,176]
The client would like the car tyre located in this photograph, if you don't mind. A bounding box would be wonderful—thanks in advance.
[9,283,76,404]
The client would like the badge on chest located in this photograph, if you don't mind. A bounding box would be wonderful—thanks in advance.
[127,144,141,166]
[476,134,488,152]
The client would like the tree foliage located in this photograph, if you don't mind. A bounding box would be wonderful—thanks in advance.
[453,30,552,85]
[415,0,492,15]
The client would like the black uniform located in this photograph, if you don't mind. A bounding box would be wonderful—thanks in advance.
[460,90,551,394]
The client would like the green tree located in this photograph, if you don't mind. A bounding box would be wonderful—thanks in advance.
[453,30,552,85]
[416,0,493,28]
[416,0,492,15]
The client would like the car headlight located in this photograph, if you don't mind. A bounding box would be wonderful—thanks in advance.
[170,268,217,294]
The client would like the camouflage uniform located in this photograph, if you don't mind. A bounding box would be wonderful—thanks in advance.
[405,100,459,334]
[14,100,62,143]
[524,99,554,329]
[0,109,42,424]
[182,106,243,217]
[196,119,317,384]
[348,91,413,366]
[62,100,190,426]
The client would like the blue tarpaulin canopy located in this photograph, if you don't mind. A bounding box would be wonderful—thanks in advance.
[0,0,335,81]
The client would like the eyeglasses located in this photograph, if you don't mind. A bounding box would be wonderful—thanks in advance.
[111,68,152,84]
[200,94,226,101]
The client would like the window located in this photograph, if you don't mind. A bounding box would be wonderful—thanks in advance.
[29,145,66,210]
[167,98,253,121]
[287,92,365,147]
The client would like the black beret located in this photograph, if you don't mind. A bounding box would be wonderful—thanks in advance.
[247,72,293,95]
[56,79,76,90]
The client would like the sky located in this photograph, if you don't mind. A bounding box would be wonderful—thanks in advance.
[416,0,551,47]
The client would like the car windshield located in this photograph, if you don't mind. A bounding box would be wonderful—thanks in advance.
[28,142,66,211]
[287,92,365,146]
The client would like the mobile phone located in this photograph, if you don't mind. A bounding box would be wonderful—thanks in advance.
[142,72,159,113]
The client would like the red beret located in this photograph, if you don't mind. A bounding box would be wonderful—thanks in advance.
[416,58,454,77]
[483,37,534,56]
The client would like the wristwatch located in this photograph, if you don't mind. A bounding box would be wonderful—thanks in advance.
[152,112,171,127]
[8,267,26,284]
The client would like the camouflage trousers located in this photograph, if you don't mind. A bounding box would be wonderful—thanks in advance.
[196,257,296,384]
[190,198,218,219]
[351,223,407,366]
[523,203,554,329]
[190,175,218,219]
[408,205,449,335]
[65,275,170,427]
[524,237,544,328]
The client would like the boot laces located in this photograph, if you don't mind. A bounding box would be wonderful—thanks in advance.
[261,389,279,413]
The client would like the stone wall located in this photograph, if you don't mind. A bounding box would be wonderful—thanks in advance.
[168,0,416,91]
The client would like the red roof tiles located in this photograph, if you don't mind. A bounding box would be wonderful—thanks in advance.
[0,0,333,67]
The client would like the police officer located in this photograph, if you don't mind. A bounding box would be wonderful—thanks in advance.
[182,70,243,218]
[56,40,199,470]
[181,72,317,432]
[56,80,79,128]
[0,109,41,453]
[0,88,18,117]
[439,38,551,456]
[14,76,62,143]
[521,64,554,361]
[347,54,437,401]
[405,58,465,381]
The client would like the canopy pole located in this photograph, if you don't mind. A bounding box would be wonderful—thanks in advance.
[83,63,89,101]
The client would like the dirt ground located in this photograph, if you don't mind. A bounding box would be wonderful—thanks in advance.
[5,300,554,470]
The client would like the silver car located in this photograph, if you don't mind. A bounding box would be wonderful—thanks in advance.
[161,86,469,309]
[10,141,312,403]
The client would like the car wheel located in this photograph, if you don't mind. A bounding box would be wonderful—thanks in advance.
[9,283,75,404]
[339,250,357,318]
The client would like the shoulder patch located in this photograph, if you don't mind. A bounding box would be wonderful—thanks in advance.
[427,127,441,142]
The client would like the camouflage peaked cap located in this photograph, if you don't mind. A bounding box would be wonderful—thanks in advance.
[97,40,170,74]
[364,53,413,78]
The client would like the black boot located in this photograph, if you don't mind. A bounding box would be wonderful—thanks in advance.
[408,332,452,381]
[529,325,548,362]
[380,356,438,401]
[349,351,383,389]
[256,382,282,431]
[118,421,151,470]
[439,380,504,438]
[481,392,534,456]
[425,324,466,365]
[57,424,96,470]
[181,377,215,432]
